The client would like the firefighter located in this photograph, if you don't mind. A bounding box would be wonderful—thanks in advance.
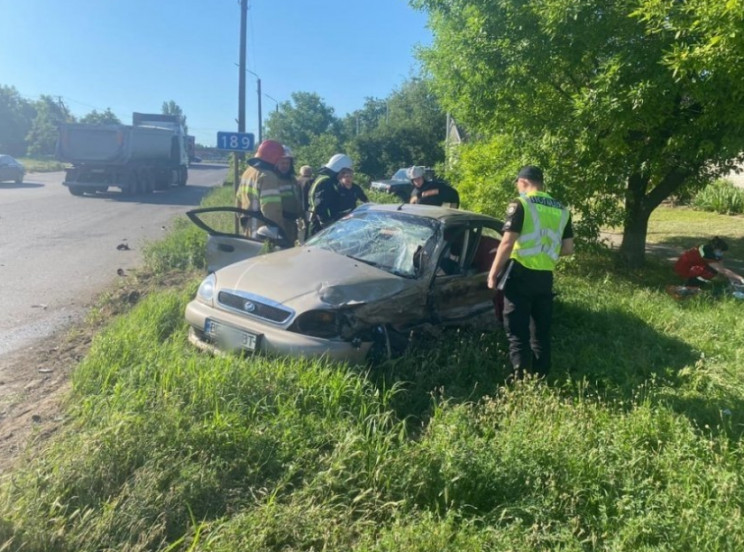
[236,140,297,244]
[408,165,459,207]
[308,153,361,235]
[674,237,744,287]
[487,166,574,378]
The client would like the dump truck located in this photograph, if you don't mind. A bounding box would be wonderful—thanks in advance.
[56,112,189,196]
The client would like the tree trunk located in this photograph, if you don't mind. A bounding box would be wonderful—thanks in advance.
[618,173,651,268]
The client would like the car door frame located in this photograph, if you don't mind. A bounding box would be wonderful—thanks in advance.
[427,219,503,326]
[186,206,293,273]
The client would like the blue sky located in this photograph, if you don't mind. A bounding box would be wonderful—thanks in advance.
[0,0,432,146]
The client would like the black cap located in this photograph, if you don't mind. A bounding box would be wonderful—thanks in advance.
[517,165,544,184]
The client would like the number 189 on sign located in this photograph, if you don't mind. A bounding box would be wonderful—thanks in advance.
[216,131,255,152]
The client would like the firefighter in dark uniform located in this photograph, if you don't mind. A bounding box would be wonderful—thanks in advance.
[487,166,574,378]
[408,166,460,207]
[308,154,367,235]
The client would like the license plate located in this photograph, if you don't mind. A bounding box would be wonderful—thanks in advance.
[205,319,259,351]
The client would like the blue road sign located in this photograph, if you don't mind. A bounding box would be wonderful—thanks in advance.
[216,131,255,152]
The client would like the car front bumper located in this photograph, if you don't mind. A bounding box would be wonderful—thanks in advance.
[185,299,371,363]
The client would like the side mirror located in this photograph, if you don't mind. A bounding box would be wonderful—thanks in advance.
[256,225,282,242]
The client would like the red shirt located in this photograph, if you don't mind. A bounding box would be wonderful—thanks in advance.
[674,245,718,281]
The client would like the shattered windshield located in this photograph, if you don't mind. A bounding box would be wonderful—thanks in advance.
[306,211,438,278]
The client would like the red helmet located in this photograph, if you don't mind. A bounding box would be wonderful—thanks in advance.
[256,140,284,165]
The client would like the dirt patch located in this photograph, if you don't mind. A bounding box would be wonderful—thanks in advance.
[0,269,198,475]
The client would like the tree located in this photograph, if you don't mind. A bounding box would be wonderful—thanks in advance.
[26,95,74,156]
[0,85,34,156]
[162,100,188,135]
[79,108,121,125]
[414,0,744,267]
[344,79,446,178]
[264,92,339,148]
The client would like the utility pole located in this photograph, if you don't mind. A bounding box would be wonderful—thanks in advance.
[235,0,247,203]
[249,70,263,144]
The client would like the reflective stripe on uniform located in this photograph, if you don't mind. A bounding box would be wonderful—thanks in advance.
[511,192,569,270]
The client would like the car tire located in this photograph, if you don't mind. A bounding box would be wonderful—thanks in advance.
[68,185,85,196]
[367,324,410,364]
[15,177,22,185]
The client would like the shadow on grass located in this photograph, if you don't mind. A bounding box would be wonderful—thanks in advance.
[368,295,709,435]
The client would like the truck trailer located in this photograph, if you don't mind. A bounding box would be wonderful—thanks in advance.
[56,113,189,196]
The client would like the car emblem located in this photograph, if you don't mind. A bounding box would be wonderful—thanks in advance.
[243,300,256,313]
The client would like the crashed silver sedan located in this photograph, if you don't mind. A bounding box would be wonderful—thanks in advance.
[185,203,503,363]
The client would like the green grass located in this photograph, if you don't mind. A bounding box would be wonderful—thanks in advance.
[2,190,744,551]
[692,178,744,215]
[17,157,68,172]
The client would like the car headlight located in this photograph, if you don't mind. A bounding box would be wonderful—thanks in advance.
[196,273,216,305]
[289,310,339,339]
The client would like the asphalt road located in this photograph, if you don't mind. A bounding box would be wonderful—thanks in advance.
[0,163,228,359]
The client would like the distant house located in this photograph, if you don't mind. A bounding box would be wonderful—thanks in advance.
[445,113,467,169]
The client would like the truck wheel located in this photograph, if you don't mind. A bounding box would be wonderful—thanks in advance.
[15,177,23,185]
[178,167,188,187]
[68,186,85,196]
[143,171,154,193]
[122,172,138,195]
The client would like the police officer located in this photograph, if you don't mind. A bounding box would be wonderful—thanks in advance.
[487,166,574,378]
[409,166,459,207]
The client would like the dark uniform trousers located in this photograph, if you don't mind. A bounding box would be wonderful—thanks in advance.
[502,261,554,377]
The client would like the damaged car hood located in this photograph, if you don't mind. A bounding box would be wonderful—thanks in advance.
[215,246,412,309]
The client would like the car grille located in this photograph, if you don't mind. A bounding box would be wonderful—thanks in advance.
[217,290,293,324]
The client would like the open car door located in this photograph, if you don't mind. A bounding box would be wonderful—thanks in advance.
[186,207,293,272]
[430,221,504,328]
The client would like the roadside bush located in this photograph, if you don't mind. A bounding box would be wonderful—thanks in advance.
[692,178,744,215]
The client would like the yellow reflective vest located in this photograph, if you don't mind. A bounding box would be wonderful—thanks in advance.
[510,191,570,271]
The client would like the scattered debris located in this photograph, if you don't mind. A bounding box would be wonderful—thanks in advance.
[31,415,42,424]
[117,268,126,277]
[116,243,131,251]
[31,304,48,309]
[38,368,54,374]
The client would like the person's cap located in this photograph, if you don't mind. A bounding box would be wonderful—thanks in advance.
[299,165,312,177]
[407,166,425,179]
[516,165,544,184]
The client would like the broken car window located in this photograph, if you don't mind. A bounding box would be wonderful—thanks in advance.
[306,211,438,278]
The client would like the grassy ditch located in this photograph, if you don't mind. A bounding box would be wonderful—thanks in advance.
[1,197,744,551]
[17,157,68,173]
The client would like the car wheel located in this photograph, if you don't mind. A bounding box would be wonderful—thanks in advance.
[68,185,85,196]
[366,324,410,364]
[15,177,22,185]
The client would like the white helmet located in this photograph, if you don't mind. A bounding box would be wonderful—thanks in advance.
[324,153,353,173]
[407,166,425,179]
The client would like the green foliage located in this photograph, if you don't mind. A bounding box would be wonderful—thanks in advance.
[344,79,446,179]
[162,99,188,135]
[293,132,343,171]
[79,108,121,125]
[26,95,74,156]
[692,179,744,215]
[264,80,445,180]
[264,92,340,148]
[413,0,744,266]
[0,84,35,156]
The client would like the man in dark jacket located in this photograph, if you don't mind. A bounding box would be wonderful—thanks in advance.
[408,166,459,207]
[309,154,367,235]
